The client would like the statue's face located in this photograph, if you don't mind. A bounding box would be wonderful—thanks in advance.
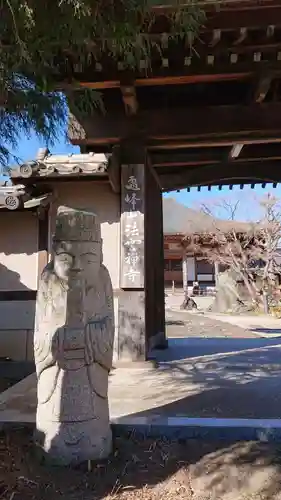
[53,241,101,281]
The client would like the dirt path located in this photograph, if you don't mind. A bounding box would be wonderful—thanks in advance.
[1,427,281,500]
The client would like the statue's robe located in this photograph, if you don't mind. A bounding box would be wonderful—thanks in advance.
[34,262,114,464]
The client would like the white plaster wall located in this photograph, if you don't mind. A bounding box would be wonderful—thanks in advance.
[49,181,120,289]
[187,256,196,281]
[0,211,38,360]
[0,182,120,362]
[197,274,214,282]
[0,211,38,290]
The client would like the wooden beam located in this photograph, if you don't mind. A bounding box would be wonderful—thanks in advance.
[79,71,252,90]
[135,72,251,87]
[154,159,222,168]
[152,146,281,168]
[154,156,281,169]
[159,160,281,191]
[149,137,281,150]
[152,149,225,166]
[69,103,281,145]
[65,57,281,91]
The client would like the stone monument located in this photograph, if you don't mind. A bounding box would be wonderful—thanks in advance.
[34,206,114,465]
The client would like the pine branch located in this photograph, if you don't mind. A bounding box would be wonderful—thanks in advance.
[0,0,206,166]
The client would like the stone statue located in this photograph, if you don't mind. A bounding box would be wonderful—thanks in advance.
[34,206,114,465]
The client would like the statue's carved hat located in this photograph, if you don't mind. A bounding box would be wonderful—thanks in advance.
[54,206,101,242]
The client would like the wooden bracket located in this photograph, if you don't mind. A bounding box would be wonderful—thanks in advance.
[254,73,273,103]
[120,85,138,116]
[228,143,244,160]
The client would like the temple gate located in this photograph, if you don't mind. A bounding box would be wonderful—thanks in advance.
[2,1,281,363]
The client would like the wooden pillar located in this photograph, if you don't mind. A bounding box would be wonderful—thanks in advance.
[157,194,166,346]
[118,142,166,363]
[145,157,166,351]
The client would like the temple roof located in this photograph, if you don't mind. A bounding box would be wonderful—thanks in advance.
[0,181,51,210]
[0,149,110,210]
[9,149,108,179]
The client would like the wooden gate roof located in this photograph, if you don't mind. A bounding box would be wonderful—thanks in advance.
[64,0,281,192]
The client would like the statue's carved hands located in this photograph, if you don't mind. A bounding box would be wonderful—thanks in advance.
[34,324,62,377]
[85,317,114,372]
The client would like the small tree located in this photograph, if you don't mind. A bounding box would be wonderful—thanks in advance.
[184,226,261,305]
[250,195,281,312]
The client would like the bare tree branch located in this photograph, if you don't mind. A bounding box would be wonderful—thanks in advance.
[199,197,240,221]
[185,194,281,312]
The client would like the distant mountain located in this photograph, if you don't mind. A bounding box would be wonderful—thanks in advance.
[162,197,250,235]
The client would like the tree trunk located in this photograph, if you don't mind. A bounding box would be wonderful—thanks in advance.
[263,291,269,314]
[241,273,258,304]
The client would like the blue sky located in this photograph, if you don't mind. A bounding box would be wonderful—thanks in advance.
[8,131,79,164]
[6,130,281,222]
[164,185,281,221]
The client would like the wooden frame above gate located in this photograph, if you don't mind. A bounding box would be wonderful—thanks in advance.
[65,0,281,192]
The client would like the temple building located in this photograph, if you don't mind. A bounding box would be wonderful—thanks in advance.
[163,198,217,290]
[163,197,255,291]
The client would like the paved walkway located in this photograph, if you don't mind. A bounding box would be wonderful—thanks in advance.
[166,309,260,338]
[1,311,281,424]
[203,312,281,338]
[166,292,281,338]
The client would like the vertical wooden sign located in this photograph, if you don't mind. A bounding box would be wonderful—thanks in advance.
[120,164,145,288]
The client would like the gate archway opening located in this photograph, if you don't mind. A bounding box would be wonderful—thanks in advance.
[49,1,281,361]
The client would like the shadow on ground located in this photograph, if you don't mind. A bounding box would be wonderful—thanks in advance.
[142,337,281,418]
[165,320,185,326]
[154,337,281,362]
[250,328,281,336]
